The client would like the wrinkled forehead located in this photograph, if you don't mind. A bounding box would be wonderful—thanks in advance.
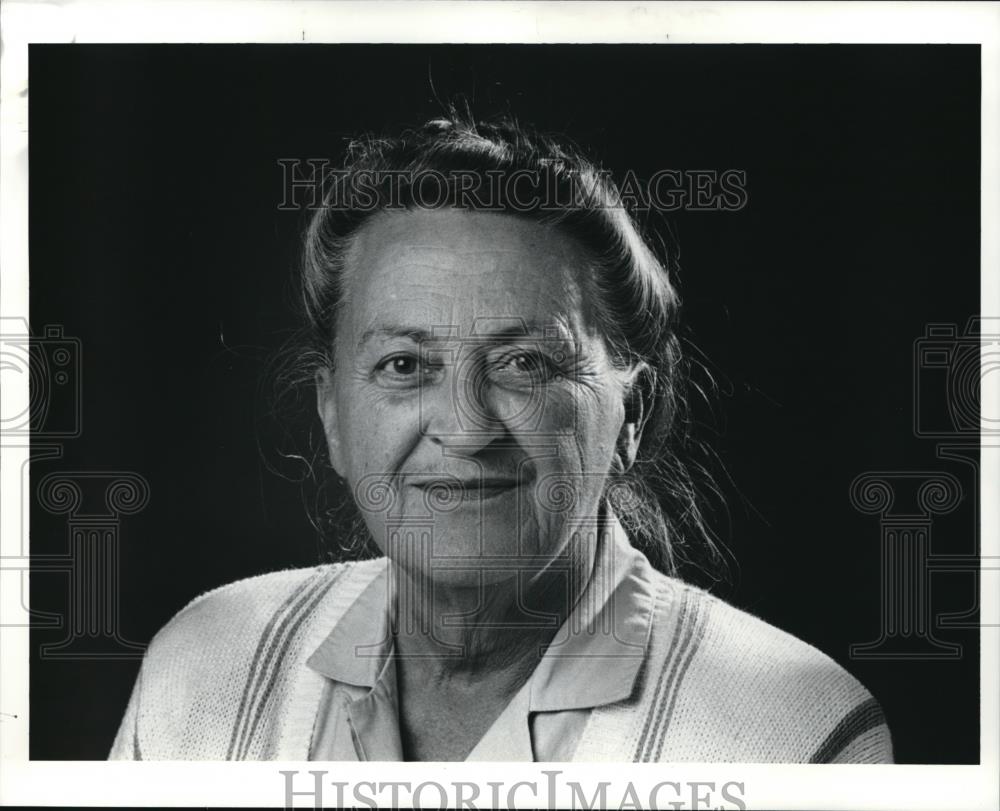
[339,210,592,342]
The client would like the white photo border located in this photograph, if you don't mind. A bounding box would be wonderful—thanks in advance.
[1,2,997,809]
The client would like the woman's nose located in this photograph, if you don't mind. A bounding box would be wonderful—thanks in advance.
[420,355,506,451]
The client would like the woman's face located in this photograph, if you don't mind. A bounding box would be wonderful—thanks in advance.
[317,208,639,585]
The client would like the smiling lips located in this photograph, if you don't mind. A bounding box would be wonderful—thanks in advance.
[411,477,525,502]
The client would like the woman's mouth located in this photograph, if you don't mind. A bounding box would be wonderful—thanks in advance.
[412,477,524,503]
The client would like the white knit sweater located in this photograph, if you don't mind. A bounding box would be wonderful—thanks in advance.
[109,550,893,762]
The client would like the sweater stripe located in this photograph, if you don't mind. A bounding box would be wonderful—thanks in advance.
[226,570,327,760]
[633,588,690,760]
[237,568,345,758]
[809,697,886,763]
[638,593,706,762]
[650,597,709,761]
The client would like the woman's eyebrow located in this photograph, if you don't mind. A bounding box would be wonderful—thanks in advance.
[357,321,573,350]
[357,326,432,349]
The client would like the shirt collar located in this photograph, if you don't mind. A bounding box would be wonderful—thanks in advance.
[305,561,392,688]
[528,509,657,711]
[305,508,658,711]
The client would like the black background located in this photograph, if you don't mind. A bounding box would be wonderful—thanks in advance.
[29,44,980,762]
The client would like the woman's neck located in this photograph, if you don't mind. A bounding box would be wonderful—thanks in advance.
[390,531,599,687]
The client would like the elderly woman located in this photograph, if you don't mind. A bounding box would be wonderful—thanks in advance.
[110,114,892,763]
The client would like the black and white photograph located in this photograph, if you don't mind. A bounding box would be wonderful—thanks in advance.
[1,2,997,809]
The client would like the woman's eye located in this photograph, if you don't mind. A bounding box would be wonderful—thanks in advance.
[374,354,424,384]
[506,352,542,372]
[385,356,418,375]
[491,350,558,381]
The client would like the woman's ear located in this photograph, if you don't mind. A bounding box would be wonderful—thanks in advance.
[315,366,346,477]
[615,362,655,473]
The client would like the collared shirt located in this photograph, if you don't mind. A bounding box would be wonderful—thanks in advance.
[305,510,658,761]
[111,507,893,762]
